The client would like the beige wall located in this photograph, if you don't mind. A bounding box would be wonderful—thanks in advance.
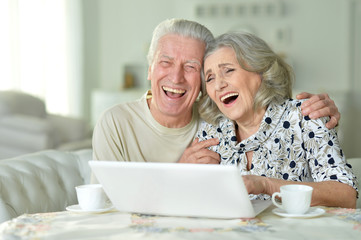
[82,0,361,157]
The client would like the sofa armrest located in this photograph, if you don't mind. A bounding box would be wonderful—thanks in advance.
[0,91,47,118]
[48,114,92,144]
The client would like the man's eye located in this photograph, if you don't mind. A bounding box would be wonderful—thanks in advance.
[160,61,170,66]
[185,65,197,72]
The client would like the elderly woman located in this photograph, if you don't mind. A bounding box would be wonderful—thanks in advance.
[197,32,358,208]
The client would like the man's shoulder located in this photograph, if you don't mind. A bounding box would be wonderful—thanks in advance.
[99,97,146,123]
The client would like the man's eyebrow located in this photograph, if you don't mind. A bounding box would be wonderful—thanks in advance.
[160,55,173,60]
[186,60,201,67]
[159,55,201,67]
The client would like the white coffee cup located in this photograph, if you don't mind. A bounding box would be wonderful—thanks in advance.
[271,184,313,214]
[75,184,107,211]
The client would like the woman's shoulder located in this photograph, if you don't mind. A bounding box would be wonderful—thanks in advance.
[280,99,331,129]
[282,98,304,110]
[276,98,307,119]
[200,117,233,129]
[199,117,234,136]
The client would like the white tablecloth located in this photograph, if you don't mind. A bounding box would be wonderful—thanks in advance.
[0,206,360,240]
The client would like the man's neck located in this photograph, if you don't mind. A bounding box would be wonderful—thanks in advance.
[146,98,193,128]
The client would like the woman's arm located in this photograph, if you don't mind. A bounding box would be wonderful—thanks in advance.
[243,175,357,208]
[243,109,357,208]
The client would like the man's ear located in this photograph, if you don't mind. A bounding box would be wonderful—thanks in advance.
[147,66,152,81]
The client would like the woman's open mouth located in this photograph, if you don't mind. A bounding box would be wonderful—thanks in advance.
[220,93,239,105]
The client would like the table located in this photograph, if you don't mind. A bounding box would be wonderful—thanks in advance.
[0,206,360,240]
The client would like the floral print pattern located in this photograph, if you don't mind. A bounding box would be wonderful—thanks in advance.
[2,208,361,239]
[197,99,358,200]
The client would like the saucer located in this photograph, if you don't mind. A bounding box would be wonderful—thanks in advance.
[66,204,114,213]
[272,207,325,218]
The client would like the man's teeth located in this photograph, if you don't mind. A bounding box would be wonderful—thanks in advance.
[221,93,238,103]
[162,86,185,94]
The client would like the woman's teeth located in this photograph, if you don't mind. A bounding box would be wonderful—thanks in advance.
[221,93,239,103]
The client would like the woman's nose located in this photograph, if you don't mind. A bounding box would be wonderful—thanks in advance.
[215,78,227,91]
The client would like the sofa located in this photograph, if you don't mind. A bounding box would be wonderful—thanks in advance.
[0,91,92,159]
[0,149,92,223]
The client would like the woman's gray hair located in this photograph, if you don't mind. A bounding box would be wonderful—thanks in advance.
[199,31,294,125]
[147,18,214,66]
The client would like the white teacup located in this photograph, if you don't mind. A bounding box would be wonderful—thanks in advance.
[271,184,313,214]
[75,184,107,211]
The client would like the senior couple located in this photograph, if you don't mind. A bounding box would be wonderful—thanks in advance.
[93,19,357,208]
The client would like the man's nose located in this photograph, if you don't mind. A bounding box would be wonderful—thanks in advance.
[169,65,184,83]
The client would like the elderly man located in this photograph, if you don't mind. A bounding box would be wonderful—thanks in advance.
[92,18,340,164]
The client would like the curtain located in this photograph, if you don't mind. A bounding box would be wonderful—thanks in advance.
[0,0,83,117]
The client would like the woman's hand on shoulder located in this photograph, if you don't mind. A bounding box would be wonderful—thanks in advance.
[296,92,340,129]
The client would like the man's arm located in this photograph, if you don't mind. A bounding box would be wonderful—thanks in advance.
[92,111,125,162]
[296,92,340,129]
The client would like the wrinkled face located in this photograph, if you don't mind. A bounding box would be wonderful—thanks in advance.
[204,47,262,123]
[147,34,205,127]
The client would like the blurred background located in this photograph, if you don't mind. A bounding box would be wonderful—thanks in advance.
[1,0,360,157]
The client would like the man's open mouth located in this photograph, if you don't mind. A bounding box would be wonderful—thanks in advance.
[220,93,239,105]
[162,86,186,98]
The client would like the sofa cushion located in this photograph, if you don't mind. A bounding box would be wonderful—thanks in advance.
[0,149,92,223]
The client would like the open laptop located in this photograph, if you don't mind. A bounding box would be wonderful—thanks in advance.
[89,161,271,219]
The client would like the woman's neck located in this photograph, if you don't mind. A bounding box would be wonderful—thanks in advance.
[235,107,266,142]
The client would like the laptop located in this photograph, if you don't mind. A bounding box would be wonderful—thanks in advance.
[89,161,271,219]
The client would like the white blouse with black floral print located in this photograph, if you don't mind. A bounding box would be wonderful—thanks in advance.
[197,99,358,200]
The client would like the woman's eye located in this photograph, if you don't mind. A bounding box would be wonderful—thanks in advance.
[225,68,235,73]
[206,75,214,83]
